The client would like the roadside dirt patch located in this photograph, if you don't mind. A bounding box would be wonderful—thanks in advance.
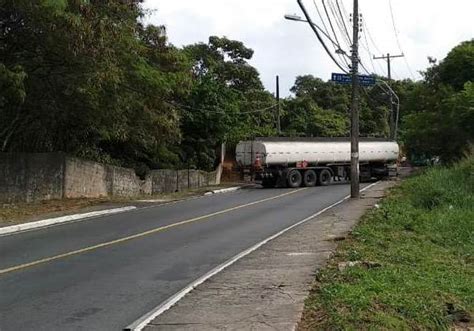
[0,198,125,227]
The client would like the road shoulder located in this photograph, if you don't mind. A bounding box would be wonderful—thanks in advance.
[142,180,398,330]
[0,184,247,235]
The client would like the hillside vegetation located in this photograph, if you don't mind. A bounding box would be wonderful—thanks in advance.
[1,2,473,174]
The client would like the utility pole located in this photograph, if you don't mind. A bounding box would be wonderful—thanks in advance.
[350,0,360,199]
[373,53,404,140]
[276,75,281,136]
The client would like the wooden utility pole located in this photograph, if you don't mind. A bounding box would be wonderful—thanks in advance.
[373,53,404,140]
[276,75,281,136]
[350,0,360,199]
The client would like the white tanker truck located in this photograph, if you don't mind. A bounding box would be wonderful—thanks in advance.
[236,138,399,188]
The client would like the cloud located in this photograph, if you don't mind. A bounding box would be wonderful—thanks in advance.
[144,0,474,95]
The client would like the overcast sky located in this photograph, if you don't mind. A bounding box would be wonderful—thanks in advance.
[144,0,474,96]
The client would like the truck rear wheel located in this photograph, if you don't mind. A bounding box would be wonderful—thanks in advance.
[303,170,317,187]
[287,169,302,188]
[318,169,332,186]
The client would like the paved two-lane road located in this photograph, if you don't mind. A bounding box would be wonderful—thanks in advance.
[0,184,360,330]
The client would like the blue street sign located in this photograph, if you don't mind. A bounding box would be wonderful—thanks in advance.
[331,73,376,86]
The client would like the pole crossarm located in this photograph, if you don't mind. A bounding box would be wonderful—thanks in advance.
[373,53,404,60]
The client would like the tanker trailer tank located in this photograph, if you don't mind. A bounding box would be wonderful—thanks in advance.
[236,138,399,188]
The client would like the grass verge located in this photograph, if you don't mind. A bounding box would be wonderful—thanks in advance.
[299,158,474,330]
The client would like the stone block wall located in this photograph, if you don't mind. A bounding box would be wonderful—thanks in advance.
[0,153,220,202]
[107,165,152,197]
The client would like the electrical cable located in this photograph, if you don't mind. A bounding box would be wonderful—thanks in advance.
[312,0,331,40]
[388,0,417,80]
[356,4,388,76]
[323,0,351,67]
[359,23,381,75]
[321,0,342,50]
[312,0,351,67]
[332,0,352,48]
[297,0,350,73]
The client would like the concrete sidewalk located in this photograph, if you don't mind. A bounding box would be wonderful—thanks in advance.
[143,180,398,330]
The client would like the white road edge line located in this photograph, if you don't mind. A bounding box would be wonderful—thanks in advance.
[204,186,242,196]
[124,182,380,331]
[0,207,137,237]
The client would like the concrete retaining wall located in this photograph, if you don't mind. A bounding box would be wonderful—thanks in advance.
[0,153,219,203]
[64,157,108,199]
[149,169,217,194]
[0,153,65,203]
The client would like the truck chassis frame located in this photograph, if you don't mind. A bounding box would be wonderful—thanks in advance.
[253,162,395,188]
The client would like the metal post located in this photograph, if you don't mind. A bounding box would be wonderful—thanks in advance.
[350,0,360,199]
[387,54,395,139]
[276,75,281,136]
[374,53,404,140]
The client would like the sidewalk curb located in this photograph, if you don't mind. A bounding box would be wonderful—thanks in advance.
[0,206,137,236]
[204,186,242,196]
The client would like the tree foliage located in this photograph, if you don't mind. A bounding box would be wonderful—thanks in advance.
[179,36,275,170]
[0,0,188,173]
[2,2,470,172]
[401,40,474,162]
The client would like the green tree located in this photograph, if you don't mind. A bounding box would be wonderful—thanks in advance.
[282,97,348,137]
[401,40,474,162]
[0,0,189,174]
[179,36,275,170]
[437,40,474,91]
[290,75,349,113]
[403,82,474,161]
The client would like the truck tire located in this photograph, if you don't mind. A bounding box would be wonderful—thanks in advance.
[318,169,332,186]
[303,170,317,187]
[287,169,302,188]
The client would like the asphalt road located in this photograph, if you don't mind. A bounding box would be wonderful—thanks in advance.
[0,183,360,330]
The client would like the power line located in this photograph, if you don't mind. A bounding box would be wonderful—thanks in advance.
[388,0,417,80]
[313,0,331,40]
[306,1,347,49]
[357,20,380,75]
[324,0,353,67]
[322,0,342,49]
[328,0,351,49]
[355,3,385,75]
[340,0,378,76]
[313,0,351,68]
[361,16,382,54]
[335,0,352,46]
[297,0,350,73]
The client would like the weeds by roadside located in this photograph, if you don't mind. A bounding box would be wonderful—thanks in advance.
[299,158,474,330]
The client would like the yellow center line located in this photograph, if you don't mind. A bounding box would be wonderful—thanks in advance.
[0,188,307,276]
